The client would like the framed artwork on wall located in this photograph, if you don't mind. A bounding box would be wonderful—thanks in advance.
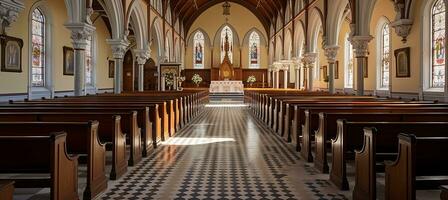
[109,60,115,78]
[322,65,328,80]
[395,47,411,78]
[1,35,23,73]
[63,46,74,76]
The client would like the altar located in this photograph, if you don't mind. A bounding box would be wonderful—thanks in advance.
[209,81,244,94]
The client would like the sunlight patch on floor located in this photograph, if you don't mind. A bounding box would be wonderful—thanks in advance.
[161,137,236,146]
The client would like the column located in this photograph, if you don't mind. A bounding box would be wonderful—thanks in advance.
[267,67,272,88]
[302,53,317,91]
[350,36,373,96]
[107,39,129,94]
[135,50,150,92]
[275,69,280,89]
[66,23,95,96]
[283,69,288,89]
[324,45,340,94]
[293,58,301,90]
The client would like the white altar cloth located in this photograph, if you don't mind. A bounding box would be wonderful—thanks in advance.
[209,81,244,94]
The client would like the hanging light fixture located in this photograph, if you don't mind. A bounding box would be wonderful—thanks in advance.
[223,1,231,16]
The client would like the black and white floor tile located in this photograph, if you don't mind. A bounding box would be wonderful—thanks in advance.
[99,104,350,200]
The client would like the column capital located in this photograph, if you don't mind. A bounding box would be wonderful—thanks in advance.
[134,49,150,65]
[107,39,130,59]
[302,53,318,66]
[324,45,340,64]
[0,0,24,34]
[349,35,373,58]
[65,23,95,50]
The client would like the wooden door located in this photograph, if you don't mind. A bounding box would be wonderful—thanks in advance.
[144,58,158,90]
[123,50,134,92]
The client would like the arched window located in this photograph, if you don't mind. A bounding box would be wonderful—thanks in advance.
[432,0,446,88]
[379,23,390,89]
[345,35,354,88]
[31,8,45,87]
[249,32,260,68]
[220,26,233,63]
[193,31,205,68]
[85,35,93,86]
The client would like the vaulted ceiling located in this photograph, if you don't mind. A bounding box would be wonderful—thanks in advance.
[170,0,289,34]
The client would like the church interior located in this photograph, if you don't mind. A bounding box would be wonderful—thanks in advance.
[0,0,448,199]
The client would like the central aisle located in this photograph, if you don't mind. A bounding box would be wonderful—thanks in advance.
[100,105,349,200]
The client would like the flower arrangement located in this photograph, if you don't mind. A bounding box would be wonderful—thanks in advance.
[191,74,203,86]
[247,75,256,84]
[165,73,175,89]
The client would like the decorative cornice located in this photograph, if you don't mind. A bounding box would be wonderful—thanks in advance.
[0,0,24,34]
[349,35,373,58]
[324,45,340,63]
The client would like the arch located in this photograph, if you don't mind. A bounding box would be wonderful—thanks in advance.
[294,20,306,57]
[212,23,240,48]
[421,0,446,91]
[242,27,267,47]
[28,1,54,98]
[284,28,293,60]
[187,28,212,47]
[128,3,148,51]
[308,7,324,53]
[357,0,378,36]
[150,17,164,59]
[326,0,349,46]
[96,0,124,39]
[275,35,283,61]
[376,16,391,91]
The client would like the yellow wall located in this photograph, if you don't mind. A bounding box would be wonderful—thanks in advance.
[185,3,269,69]
[0,0,113,94]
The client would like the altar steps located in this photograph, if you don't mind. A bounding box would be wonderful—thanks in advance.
[209,93,244,102]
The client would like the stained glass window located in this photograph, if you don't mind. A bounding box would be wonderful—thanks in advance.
[345,36,354,88]
[193,31,205,68]
[249,32,260,68]
[432,0,446,88]
[31,8,45,87]
[220,26,233,63]
[380,23,390,89]
[85,36,93,86]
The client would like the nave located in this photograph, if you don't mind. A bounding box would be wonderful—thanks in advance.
[99,104,348,200]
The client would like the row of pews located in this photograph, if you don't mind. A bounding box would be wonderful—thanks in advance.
[245,89,448,200]
[0,90,208,200]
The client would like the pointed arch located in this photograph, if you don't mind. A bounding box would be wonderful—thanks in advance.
[308,7,324,53]
[294,20,306,57]
[187,28,212,47]
[242,27,267,47]
[150,17,164,59]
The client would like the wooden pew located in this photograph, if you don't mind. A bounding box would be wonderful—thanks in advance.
[19,98,171,142]
[0,181,14,200]
[1,104,158,157]
[0,132,79,200]
[295,104,448,158]
[310,110,448,177]
[353,125,448,199]
[0,122,106,200]
[385,133,448,200]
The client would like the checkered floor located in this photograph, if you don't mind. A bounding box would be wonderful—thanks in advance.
[99,105,349,200]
